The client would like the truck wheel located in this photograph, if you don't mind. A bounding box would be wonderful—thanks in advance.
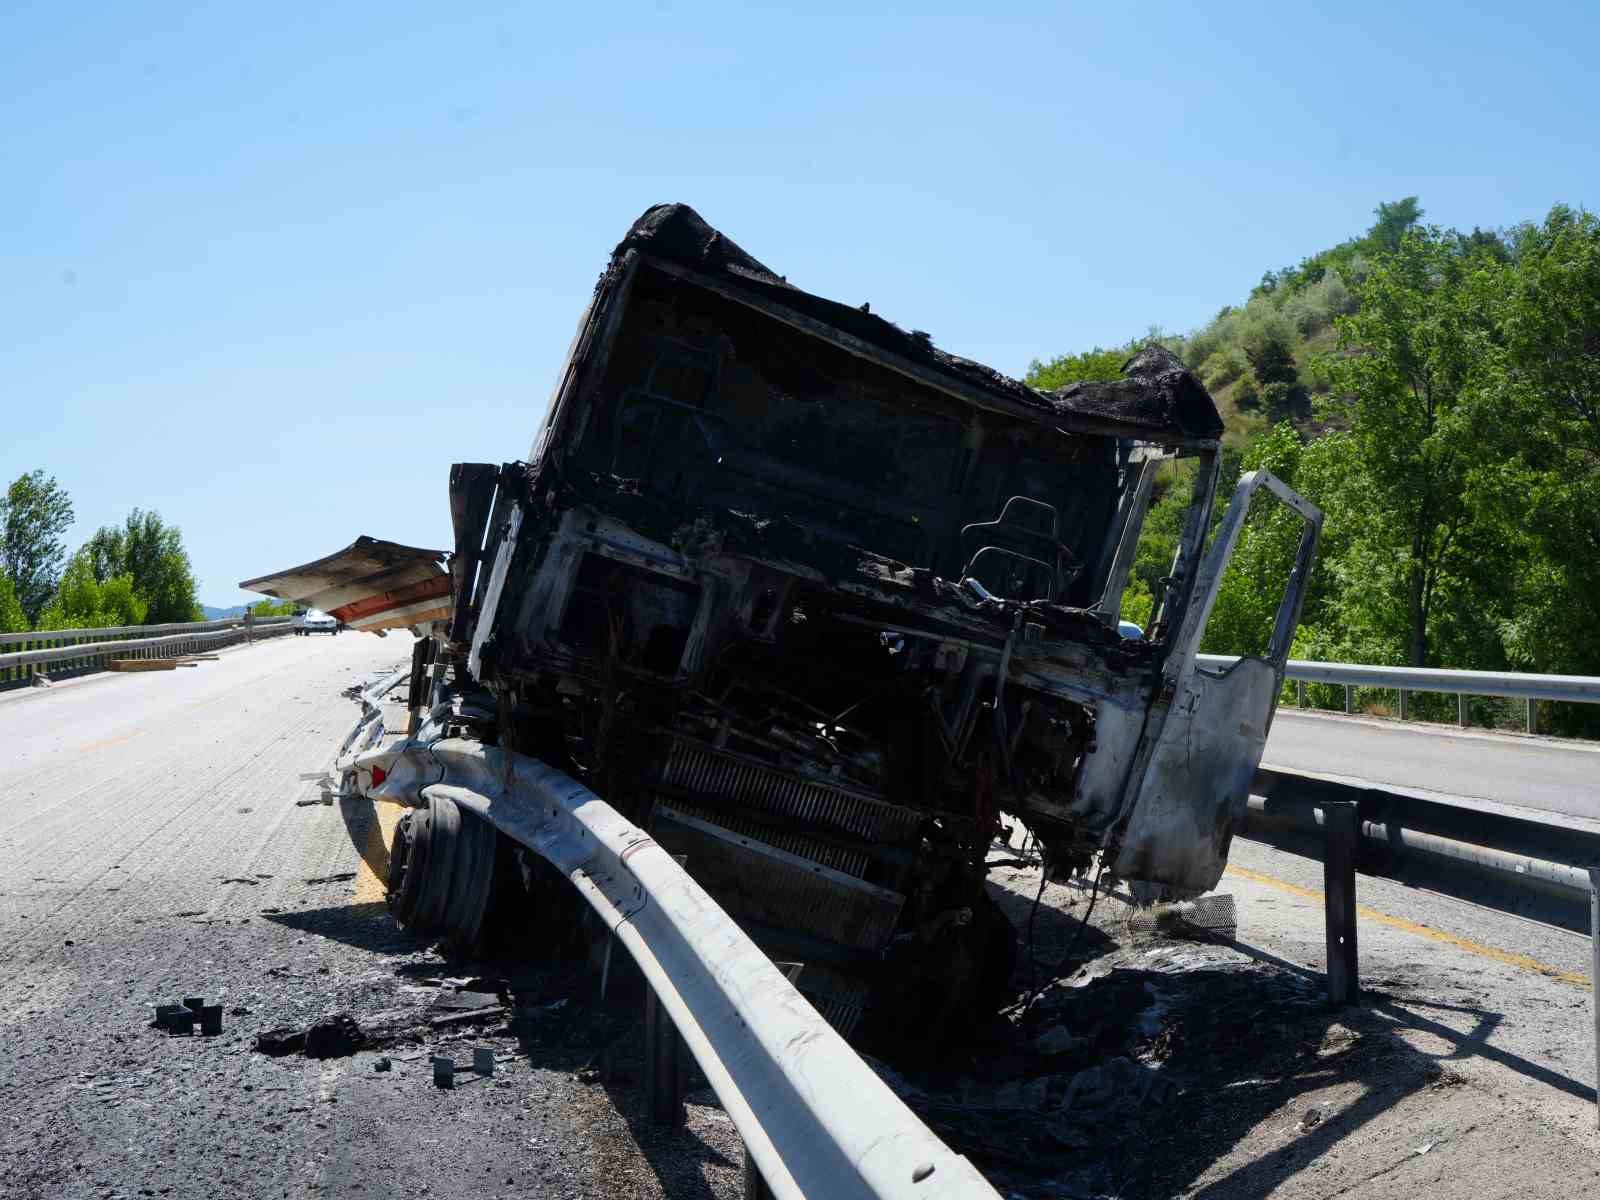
[385,795,495,953]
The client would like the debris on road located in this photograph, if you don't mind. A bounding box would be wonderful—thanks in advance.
[428,1006,503,1029]
[304,1014,365,1059]
[254,1027,307,1057]
[432,1055,456,1088]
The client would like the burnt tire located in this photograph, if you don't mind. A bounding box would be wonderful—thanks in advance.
[384,795,495,953]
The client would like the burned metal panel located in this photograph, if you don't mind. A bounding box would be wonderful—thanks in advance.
[611,205,1225,444]
[650,803,906,951]
[1110,656,1277,893]
[240,537,450,632]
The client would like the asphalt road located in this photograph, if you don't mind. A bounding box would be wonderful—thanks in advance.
[0,635,744,1200]
[1264,709,1600,821]
[5,637,1597,1199]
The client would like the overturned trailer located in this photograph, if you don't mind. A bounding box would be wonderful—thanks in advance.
[250,204,1320,1045]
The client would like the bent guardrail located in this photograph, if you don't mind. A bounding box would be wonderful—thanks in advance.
[1196,654,1600,733]
[338,725,1002,1200]
[0,615,297,687]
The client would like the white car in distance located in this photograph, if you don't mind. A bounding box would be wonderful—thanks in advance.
[292,608,339,636]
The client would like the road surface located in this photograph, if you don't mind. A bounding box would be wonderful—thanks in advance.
[4,637,1597,1199]
[1264,709,1600,821]
[0,634,743,1200]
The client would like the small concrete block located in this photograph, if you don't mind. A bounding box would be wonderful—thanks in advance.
[168,1011,196,1037]
[472,1048,495,1077]
[153,1004,188,1030]
[183,997,206,1014]
[431,1056,455,1089]
[199,1005,223,1036]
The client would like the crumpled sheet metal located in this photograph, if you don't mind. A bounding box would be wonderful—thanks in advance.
[240,536,450,632]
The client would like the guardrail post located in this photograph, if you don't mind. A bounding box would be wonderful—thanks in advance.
[1296,680,1305,708]
[1398,689,1408,721]
[1323,800,1359,1006]
[1591,868,1599,1129]
[1458,693,1469,728]
[1527,697,1537,736]
[1343,684,1352,714]
[744,1151,777,1200]
[643,983,687,1128]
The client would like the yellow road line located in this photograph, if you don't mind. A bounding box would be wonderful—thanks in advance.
[353,800,408,904]
[78,730,143,754]
[1224,863,1591,988]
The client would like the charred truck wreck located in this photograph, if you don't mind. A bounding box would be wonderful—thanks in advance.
[252,204,1321,1048]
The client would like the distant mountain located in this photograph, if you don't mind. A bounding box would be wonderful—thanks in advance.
[202,604,249,620]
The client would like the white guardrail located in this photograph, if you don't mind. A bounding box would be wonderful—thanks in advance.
[1197,654,1600,734]
[337,719,1001,1200]
[0,614,297,685]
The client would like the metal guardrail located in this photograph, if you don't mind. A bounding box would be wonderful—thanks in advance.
[0,615,296,687]
[1240,763,1600,1127]
[1197,654,1600,733]
[337,699,1002,1200]
[0,616,247,648]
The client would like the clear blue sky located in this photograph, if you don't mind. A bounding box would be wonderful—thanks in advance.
[3,2,1595,606]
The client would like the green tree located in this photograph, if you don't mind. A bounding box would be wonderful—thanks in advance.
[1324,227,1510,667]
[35,551,147,630]
[0,574,26,633]
[1487,206,1600,703]
[1,470,75,625]
[250,598,297,618]
[1024,346,1127,389]
[1362,197,1424,257]
[80,509,203,624]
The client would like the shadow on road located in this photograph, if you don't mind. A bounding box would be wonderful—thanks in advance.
[264,900,421,954]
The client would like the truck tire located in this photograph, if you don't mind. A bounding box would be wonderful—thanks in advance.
[385,795,495,953]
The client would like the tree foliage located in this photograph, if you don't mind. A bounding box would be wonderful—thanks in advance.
[1023,346,1126,390]
[1048,198,1600,734]
[35,551,148,630]
[250,598,298,618]
[1,470,75,625]
[80,509,203,624]
[0,575,26,634]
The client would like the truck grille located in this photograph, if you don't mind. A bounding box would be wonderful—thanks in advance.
[659,737,923,845]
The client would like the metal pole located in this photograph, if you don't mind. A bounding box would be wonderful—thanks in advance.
[1527,697,1537,736]
[643,983,687,1128]
[1591,868,1599,1129]
[744,1149,777,1200]
[1323,800,1359,1006]
[1458,692,1469,728]
[1399,689,1408,721]
[1296,680,1306,709]
[1344,684,1353,715]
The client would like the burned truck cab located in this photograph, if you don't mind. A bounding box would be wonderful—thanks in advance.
[443,204,1319,1040]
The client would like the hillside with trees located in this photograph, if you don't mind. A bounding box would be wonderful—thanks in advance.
[1027,200,1600,734]
[0,472,204,634]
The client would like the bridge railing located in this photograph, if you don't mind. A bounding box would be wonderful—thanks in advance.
[0,615,297,688]
[1196,654,1600,734]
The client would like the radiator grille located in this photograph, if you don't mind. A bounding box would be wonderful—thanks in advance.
[660,737,922,845]
[660,799,870,878]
